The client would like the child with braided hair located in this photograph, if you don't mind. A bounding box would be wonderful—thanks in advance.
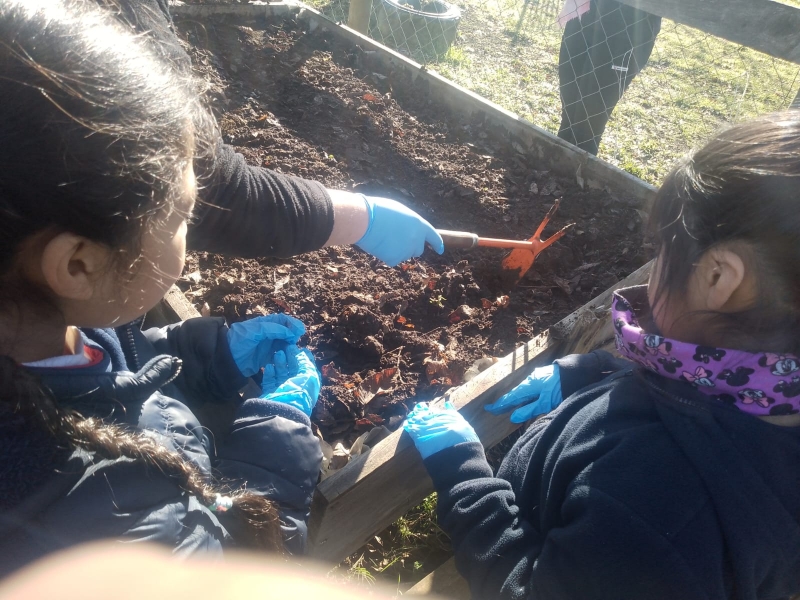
[0,0,321,575]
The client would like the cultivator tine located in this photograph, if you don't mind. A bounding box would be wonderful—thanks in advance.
[536,221,574,253]
[500,199,574,287]
[531,197,562,241]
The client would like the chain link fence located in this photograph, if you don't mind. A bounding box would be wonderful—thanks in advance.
[305,0,800,183]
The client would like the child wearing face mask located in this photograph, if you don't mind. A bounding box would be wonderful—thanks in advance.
[0,0,323,576]
[404,111,800,599]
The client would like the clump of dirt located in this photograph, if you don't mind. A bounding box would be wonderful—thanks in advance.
[176,16,649,448]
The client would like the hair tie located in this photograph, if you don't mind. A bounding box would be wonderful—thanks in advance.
[209,494,234,513]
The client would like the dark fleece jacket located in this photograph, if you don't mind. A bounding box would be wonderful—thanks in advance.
[425,351,800,599]
[0,319,322,577]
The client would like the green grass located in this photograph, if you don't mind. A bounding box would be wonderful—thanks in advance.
[427,0,800,184]
[328,493,451,592]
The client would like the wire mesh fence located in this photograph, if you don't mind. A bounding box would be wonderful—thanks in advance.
[305,0,800,183]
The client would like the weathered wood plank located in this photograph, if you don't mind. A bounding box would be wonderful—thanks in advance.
[162,285,202,321]
[615,0,800,64]
[407,557,469,599]
[170,1,296,19]
[307,261,652,563]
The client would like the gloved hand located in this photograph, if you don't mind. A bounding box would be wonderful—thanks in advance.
[260,345,321,417]
[356,195,445,267]
[484,364,563,423]
[227,314,306,377]
[259,349,292,395]
[403,401,480,459]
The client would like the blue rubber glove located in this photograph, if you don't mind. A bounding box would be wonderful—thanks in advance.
[260,346,321,416]
[484,364,563,423]
[403,401,480,459]
[260,349,292,395]
[227,314,306,377]
[356,195,445,267]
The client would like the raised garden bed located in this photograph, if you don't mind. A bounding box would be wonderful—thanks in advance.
[176,10,648,444]
[168,3,656,589]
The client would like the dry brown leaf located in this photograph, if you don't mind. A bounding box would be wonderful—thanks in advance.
[453,305,475,319]
[321,362,343,382]
[552,275,572,295]
[424,357,450,381]
[355,367,397,405]
[273,298,292,312]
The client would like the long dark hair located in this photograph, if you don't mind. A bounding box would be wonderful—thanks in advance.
[0,0,283,551]
[648,110,800,354]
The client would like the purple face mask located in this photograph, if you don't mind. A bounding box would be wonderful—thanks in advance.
[612,286,800,417]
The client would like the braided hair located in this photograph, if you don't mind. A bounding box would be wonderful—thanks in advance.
[0,0,284,551]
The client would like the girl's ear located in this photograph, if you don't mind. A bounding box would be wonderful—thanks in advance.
[699,247,747,312]
[39,233,111,301]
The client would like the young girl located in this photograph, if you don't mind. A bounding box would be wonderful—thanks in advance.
[0,0,321,576]
[404,112,800,599]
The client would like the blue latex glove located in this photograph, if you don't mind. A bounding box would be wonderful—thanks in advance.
[260,350,292,395]
[356,195,445,267]
[484,364,563,423]
[403,401,480,459]
[260,346,321,416]
[227,314,306,377]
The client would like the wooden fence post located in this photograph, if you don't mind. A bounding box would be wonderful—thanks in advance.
[348,0,372,34]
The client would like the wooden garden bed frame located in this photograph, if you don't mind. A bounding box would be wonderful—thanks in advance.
[165,0,798,594]
[170,0,656,564]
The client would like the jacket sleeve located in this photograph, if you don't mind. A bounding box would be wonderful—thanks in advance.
[142,317,246,405]
[424,443,708,600]
[554,350,632,398]
[188,124,335,259]
[119,0,335,258]
[36,455,227,558]
[213,398,323,555]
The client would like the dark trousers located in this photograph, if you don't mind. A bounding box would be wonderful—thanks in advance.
[557,0,661,154]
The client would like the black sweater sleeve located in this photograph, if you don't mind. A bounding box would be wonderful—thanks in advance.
[113,0,335,258]
[189,143,334,257]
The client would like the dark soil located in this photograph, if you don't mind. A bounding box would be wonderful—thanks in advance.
[175,14,648,449]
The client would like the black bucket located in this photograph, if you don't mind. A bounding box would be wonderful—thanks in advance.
[373,0,461,57]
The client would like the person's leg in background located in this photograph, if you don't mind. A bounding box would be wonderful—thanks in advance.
[557,0,661,154]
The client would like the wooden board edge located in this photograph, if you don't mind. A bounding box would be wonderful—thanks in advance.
[307,261,652,562]
[406,557,469,598]
[161,285,202,322]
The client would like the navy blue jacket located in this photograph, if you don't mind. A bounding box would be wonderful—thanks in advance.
[425,351,800,599]
[110,0,334,258]
[0,318,322,577]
